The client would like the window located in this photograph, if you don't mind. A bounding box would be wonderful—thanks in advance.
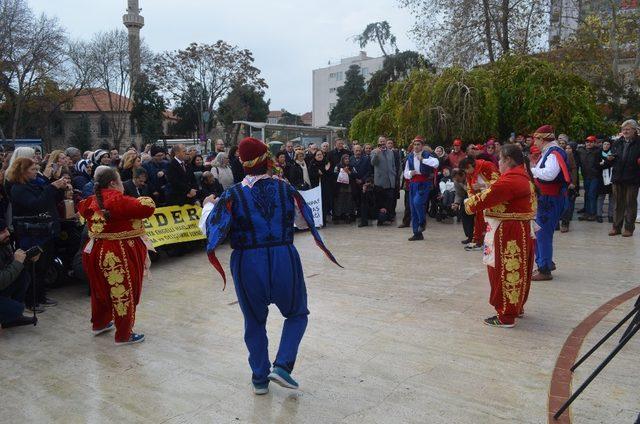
[361,67,369,77]
[329,72,336,79]
[336,71,344,81]
[329,102,336,111]
[99,115,110,137]
[329,87,337,93]
[52,119,64,136]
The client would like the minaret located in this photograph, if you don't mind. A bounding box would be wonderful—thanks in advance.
[123,0,144,88]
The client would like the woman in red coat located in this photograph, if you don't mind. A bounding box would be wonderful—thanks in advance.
[78,166,155,344]
[464,144,537,328]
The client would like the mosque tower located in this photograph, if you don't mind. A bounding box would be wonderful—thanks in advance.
[122,0,144,88]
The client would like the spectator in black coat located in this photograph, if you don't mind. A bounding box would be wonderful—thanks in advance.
[199,171,224,201]
[143,145,169,204]
[72,159,93,192]
[6,157,68,309]
[228,146,245,184]
[608,120,640,237]
[166,144,197,206]
[123,168,151,198]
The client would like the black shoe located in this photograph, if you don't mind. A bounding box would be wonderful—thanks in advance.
[596,216,603,223]
[461,238,472,244]
[418,224,426,233]
[577,208,585,213]
[408,233,424,241]
[40,298,58,307]
[550,262,556,271]
[1,315,37,329]
[358,222,369,228]
[608,216,613,223]
[26,305,45,313]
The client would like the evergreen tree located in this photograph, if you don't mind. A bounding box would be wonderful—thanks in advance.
[69,113,93,152]
[131,77,166,145]
[278,110,304,125]
[218,84,270,139]
[328,65,365,127]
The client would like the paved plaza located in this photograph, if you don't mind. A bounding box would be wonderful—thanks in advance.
[1,217,639,423]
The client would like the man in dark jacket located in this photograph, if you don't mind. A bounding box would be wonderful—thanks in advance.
[166,144,197,206]
[608,120,640,237]
[0,223,37,328]
[143,145,168,204]
[577,135,601,221]
[123,168,151,198]
[349,144,370,215]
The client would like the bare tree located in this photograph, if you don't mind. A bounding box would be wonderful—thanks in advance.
[0,0,66,141]
[399,0,548,66]
[151,41,267,140]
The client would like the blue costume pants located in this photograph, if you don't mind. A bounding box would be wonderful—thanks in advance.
[583,178,599,216]
[409,181,432,235]
[231,245,309,385]
[535,194,567,272]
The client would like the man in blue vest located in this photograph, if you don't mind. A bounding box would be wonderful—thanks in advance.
[402,136,440,241]
[531,125,570,281]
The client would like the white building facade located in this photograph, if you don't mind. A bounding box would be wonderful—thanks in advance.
[548,0,581,47]
[312,52,384,127]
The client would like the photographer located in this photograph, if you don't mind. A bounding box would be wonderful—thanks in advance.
[6,157,69,310]
[0,221,38,329]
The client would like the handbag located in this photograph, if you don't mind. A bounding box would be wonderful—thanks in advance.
[337,168,350,184]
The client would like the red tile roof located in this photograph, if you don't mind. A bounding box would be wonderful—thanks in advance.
[67,89,133,113]
[301,112,312,125]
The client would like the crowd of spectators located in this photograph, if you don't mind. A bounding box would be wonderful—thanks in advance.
[1,119,639,331]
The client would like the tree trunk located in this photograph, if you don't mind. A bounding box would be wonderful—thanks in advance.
[11,95,23,142]
[482,0,496,62]
[501,0,510,53]
[376,34,388,57]
[609,1,620,79]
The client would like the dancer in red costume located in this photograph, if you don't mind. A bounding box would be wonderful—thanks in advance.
[459,156,500,250]
[465,145,537,327]
[78,166,155,344]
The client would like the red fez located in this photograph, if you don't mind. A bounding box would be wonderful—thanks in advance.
[474,144,484,150]
[534,125,555,141]
[238,137,270,173]
[453,139,462,146]
[413,136,425,143]
[586,135,597,142]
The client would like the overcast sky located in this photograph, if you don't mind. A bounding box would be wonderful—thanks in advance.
[29,0,418,114]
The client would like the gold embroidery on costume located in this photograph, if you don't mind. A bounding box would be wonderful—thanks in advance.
[491,204,507,213]
[90,212,105,234]
[132,219,142,229]
[502,240,522,305]
[138,196,156,208]
[101,251,129,317]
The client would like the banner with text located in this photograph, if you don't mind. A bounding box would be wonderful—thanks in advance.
[144,204,205,248]
[299,185,323,228]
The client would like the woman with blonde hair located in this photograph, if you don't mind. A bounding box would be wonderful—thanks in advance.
[118,150,142,181]
[211,152,234,190]
[42,149,69,181]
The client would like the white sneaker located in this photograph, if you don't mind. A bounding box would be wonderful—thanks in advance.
[92,322,114,336]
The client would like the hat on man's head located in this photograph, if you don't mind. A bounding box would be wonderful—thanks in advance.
[586,135,597,142]
[474,144,484,150]
[238,137,270,174]
[149,145,166,157]
[534,125,555,141]
[453,138,462,146]
[413,136,425,143]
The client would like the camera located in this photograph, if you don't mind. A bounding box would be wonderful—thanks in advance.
[25,246,43,260]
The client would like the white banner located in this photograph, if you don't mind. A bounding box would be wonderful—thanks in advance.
[299,184,323,227]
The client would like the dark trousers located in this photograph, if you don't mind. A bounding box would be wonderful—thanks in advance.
[561,189,578,226]
[26,239,54,307]
[375,187,396,224]
[402,190,411,226]
[460,209,475,240]
[613,183,639,232]
[0,271,29,324]
[583,178,599,216]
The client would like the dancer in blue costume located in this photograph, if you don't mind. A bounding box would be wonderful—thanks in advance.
[530,125,570,281]
[199,137,341,395]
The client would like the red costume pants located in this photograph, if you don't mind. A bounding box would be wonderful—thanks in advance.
[473,210,486,245]
[486,221,534,325]
[83,238,147,342]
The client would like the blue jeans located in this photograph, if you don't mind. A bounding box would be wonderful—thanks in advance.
[535,194,567,272]
[0,270,29,324]
[231,245,309,384]
[409,181,432,235]
[583,178,599,216]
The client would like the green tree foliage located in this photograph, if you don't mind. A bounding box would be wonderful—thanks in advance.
[218,84,270,140]
[355,21,398,57]
[362,51,434,109]
[69,113,93,152]
[350,55,611,147]
[131,77,166,145]
[278,110,304,125]
[328,65,366,127]
[173,83,207,136]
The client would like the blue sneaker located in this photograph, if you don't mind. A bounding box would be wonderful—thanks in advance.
[253,382,269,395]
[268,367,299,389]
[92,322,114,336]
[116,333,145,345]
